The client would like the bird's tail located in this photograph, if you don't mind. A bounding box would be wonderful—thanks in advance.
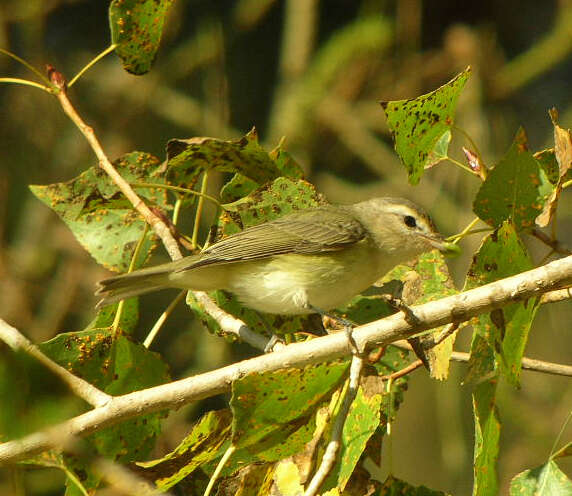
[96,263,178,308]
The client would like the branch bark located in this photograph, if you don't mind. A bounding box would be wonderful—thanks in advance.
[1,254,572,465]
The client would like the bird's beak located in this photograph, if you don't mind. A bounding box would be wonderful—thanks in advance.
[424,234,461,257]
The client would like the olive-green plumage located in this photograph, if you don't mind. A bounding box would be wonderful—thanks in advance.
[96,197,452,313]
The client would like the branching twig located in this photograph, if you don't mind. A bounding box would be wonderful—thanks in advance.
[0,319,110,408]
[46,67,265,350]
[304,355,364,496]
[379,359,424,381]
[392,341,572,378]
[48,68,183,261]
[1,254,572,464]
[541,286,572,304]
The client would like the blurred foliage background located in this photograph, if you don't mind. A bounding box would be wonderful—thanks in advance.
[0,0,571,494]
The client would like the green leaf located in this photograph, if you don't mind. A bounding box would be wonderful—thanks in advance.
[509,460,572,496]
[166,128,280,191]
[30,152,167,272]
[109,0,173,75]
[40,318,170,463]
[380,67,471,184]
[268,142,305,180]
[134,410,232,491]
[220,174,260,204]
[473,128,553,230]
[464,222,538,386]
[378,474,451,495]
[380,251,458,380]
[337,293,394,325]
[230,361,349,450]
[472,375,500,496]
[323,386,382,492]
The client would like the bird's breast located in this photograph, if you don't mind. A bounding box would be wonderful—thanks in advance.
[225,242,395,314]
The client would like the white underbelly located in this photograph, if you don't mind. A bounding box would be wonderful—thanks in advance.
[225,244,394,314]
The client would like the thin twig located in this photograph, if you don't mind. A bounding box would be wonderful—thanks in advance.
[203,444,236,496]
[392,340,572,378]
[143,290,186,348]
[0,319,110,408]
[130,182,222,207]
[304,355,364,496]
[541,286,572,304]
[379,359,424,381]
[531,228,572,255]
[0,48,51,84]
[192,171,209,249]
[447,217,481,243]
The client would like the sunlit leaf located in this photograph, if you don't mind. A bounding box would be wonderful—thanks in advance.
[30,152,167,272]
[474,128,553,230]
[109,0,173,75]
[381,67,471,184]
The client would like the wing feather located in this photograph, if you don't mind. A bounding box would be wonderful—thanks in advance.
[179,206,367,271]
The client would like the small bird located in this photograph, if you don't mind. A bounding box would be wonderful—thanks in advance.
[96,197,452,314]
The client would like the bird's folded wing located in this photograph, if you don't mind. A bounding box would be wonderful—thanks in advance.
[178,206,367,270]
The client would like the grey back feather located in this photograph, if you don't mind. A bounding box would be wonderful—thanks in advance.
[178,205,367,272]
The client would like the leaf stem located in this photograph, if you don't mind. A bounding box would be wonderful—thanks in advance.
[192,171,209,249]
[112,224,149,335]
[446,155,480,176]
[454,125,485,170]
[143,290,186,348]
[130,181,221,206]
[447,216,482,243]
[0,48,51,85]
[172,198,182,225]
[549,409,572,459]
[0,77,52,93]
[204,444,236,496]
[68,44,117,88]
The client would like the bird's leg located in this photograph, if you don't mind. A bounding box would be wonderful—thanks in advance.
[255,312,285,353]
[307,304,362,356]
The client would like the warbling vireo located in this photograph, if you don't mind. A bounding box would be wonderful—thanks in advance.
[96,197,453,313]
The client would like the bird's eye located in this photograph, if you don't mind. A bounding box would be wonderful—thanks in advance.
[404,215,417,228]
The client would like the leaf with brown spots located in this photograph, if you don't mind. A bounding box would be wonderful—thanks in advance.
[473,128,553,230]
[109,0,173,75]
[463,221,539,387]
[166,128,281,193]
[536,108,572,227]
[380,67,471,184]
[30,152,168,272]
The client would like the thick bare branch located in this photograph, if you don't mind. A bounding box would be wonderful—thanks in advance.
[1,255,571,464]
